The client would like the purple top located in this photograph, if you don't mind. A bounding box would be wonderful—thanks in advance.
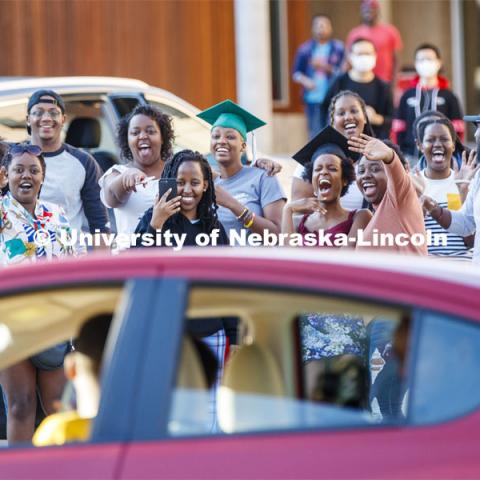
[297,210,356,247]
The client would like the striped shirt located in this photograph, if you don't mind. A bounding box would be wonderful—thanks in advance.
[421,170,472,260]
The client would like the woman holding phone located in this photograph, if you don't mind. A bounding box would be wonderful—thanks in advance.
[134,149,228,246]
[135,149,232,432]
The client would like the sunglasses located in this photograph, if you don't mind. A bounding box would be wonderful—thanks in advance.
[9,144,42,157]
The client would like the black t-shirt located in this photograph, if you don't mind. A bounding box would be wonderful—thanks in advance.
[323,73,393,139]
[134,209,229,247]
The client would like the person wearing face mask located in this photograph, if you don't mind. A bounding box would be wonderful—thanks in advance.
[322,38,393,139]
[393,43,464,160]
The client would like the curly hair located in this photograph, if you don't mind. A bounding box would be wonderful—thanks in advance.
[1,143,46,195]
[302,154,355,197]
[117,104,174,163]
[328,90,374,137]
[162,149,220,233]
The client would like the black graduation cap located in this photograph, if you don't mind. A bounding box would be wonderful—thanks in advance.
[292,126,351,166]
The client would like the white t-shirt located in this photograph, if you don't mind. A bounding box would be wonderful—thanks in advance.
[421,169,472,259]
[99,165,157,235]
[293,163,364,211]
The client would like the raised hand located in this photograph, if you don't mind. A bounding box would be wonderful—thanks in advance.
[454,149,479,184]
[348,134,395,163]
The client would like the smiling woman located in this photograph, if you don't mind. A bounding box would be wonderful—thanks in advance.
[134,149,228,247]
[0,143,81,444]
[0,144,78,264]
[418,118,476,259]
[99,104,175,236]
[197,100,286,240]
[282,126,371,248]
[291,91,374,210]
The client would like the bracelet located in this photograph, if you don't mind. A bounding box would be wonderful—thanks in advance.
[244,212,256,229]
[236,208,249,221]
[389,148,395,163]
[437,206,444,221]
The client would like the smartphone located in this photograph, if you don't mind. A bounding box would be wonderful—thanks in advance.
[158,178,177,201]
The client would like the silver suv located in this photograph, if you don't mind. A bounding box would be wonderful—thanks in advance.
[0,76,211,172]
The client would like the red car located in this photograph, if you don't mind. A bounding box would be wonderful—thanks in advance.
[0,249,479,479]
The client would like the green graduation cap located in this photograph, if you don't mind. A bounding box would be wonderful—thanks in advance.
[197,99,266,140]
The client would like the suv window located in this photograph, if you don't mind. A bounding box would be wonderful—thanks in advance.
[0,100,29,143]
[146,97,210,155]
[63,97,117,154]
[110,97,141,118]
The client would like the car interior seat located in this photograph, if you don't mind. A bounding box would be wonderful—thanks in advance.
[217,343,288,433]
[65,117,118,173]
[169,336,211,435]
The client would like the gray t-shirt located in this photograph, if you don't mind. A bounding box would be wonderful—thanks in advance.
[40,144,108,233]
[215,167,285,239]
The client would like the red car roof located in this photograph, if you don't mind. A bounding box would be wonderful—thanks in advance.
[0,249,478,322]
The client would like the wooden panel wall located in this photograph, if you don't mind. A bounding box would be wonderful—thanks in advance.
[0,0,237,110]
[274,0,309,113]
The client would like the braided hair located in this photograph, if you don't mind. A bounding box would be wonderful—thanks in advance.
[162,149,220,233]
[328,90,374,137]
[412,110,448,144]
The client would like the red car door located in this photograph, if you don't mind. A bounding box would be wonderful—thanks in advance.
[0,442,125,479]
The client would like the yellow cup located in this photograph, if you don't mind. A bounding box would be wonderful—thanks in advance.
[447,193,461,211]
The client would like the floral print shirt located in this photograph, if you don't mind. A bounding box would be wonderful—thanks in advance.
[300,313,368,363]
[0,193,80,265]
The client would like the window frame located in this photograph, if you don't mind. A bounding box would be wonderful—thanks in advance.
[139,280,418,442]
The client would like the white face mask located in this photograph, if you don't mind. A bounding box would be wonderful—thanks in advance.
[350,54,376,73]
[415,59,440,78]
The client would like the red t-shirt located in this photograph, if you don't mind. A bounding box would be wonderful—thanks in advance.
[346,23,403,83]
